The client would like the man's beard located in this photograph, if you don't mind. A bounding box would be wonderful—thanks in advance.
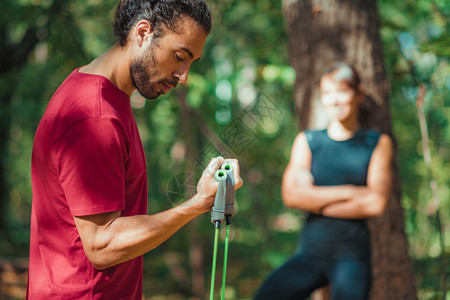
[130,42,178,100]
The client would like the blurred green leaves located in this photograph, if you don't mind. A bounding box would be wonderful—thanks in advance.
[0,0,448,298]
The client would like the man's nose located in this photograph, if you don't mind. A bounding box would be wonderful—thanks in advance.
[174,64,190,85]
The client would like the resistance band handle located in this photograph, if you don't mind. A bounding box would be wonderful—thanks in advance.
[211,170,227,225]
[220,164,235,219]
[211,163,236,226]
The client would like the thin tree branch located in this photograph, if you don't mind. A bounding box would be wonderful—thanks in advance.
[397,36,447,299]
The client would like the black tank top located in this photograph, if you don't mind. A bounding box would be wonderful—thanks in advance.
[298,129,381,260]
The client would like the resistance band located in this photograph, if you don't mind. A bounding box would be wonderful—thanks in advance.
[221,216,231,300]
[210,164,235,300]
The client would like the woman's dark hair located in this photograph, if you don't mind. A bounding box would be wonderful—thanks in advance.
[114,0,212,46]
[321,62,361,92]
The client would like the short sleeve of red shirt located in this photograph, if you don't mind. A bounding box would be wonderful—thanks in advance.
[51,117,128,216]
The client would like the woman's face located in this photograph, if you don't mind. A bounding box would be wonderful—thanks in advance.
[320,74,361,122]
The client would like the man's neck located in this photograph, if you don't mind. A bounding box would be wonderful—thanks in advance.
[79,44,134,96]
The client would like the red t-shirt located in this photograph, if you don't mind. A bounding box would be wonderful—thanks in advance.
[27,68,148,299]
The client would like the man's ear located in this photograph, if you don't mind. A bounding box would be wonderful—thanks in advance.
[133,20,153,47]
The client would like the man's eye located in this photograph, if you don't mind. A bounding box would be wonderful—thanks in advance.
[175,54,184,62]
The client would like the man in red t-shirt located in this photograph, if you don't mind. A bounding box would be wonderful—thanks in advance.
[27,1,243,299]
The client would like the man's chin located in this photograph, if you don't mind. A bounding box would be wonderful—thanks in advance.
[147,94,161,100]
[136,89,161,100]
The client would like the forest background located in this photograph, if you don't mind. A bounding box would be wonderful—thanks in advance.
[0,0,449,299]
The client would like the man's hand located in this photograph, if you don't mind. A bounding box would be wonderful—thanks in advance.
[192,156,243,213]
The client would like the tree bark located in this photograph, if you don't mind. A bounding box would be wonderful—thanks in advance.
[282,0,417,299]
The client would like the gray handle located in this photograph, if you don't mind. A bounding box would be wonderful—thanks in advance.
[221,164,235,217]
[211,164,236,225]
[211,170,227,224]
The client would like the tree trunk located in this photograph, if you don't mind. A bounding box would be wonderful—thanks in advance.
[282,0,417,299]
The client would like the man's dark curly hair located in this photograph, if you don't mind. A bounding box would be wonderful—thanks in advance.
[114,0,212,46]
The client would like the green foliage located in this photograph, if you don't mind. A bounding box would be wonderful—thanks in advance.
[380,0,450,296]
[0,0,448,298]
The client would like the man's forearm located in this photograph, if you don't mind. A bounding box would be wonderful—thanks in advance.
[76,196,207,270]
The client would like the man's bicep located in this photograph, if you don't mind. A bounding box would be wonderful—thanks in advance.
[74,211,121,250]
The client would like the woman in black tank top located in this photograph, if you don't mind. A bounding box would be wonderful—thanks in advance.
[254,62,394,300]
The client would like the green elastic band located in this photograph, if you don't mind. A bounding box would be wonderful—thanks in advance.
[210,226,220,300]
[221,224,230,300]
